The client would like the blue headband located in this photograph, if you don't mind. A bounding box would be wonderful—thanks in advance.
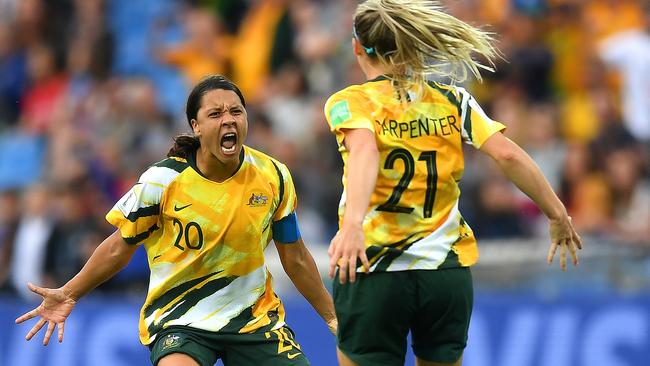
[352,25,375,55]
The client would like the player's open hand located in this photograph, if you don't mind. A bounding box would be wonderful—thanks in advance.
[547,216,583,271]
[328,223,370,284]
[15,283,76,345]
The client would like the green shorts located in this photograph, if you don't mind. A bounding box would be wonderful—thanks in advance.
[333,268,473,366]
[149,325,309,366]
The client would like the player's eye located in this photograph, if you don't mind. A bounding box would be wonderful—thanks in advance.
[231,108,242,115]
[209,111,223,118]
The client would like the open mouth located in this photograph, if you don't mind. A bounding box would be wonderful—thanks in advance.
[220,132,237,154]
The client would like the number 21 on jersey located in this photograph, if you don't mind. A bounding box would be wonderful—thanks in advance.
[376,149,438,218]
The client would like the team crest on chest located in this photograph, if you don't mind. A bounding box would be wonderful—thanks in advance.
[246,192,269,207]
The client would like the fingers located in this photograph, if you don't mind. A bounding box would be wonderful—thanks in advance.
[328,254,338,279]
[328,241,340,279]
[568,239,579,266]
[547,242,558,265]
[58,322,65,343]
[348,255,357,283]
[328,230,368,284]
[560,240,566,271]
[15,308,39,324]
[549,239,580,270]
[568,216,582,250]
[360,252,370,274]
[26,318,46,341]
[27,283,47,298]
[43,321,55,346]
[573,231,583,250]
[338,258,348,284]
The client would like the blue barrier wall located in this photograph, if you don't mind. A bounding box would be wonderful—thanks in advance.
[2,292,649,366]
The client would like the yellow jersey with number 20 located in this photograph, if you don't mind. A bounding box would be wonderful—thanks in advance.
[106,146,298,345]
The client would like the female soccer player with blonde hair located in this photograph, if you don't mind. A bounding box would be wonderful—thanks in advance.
[324,1,582,365]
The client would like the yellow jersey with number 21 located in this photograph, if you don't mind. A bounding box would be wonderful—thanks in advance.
[324,76,505,273]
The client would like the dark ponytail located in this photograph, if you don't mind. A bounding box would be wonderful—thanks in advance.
[167,75,246,159]
[167,134,201,158]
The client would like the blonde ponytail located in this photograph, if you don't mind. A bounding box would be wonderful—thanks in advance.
[354,0,497,89]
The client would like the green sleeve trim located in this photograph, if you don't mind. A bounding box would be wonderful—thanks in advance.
[125,204,160,223]
[463,105,473,143]
[123,223,159,245]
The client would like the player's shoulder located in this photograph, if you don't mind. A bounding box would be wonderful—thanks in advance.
[325,83,371,110]
[243,146,290,178]
[140,156,190,186]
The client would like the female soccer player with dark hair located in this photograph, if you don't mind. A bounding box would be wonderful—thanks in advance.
[324,1,582,365]
[17,75,336,366]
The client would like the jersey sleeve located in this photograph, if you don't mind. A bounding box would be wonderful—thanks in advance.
[455,87,506,148]
[106,166,167,245]
[271,161,301,243]
[324,90,375,147]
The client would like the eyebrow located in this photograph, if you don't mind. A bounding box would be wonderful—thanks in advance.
[204,104,243,112]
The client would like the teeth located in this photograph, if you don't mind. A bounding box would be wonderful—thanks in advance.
[221,132,237,154]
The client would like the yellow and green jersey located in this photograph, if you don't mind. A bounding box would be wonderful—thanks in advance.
[106,146,298,345]
[324,76,505,272]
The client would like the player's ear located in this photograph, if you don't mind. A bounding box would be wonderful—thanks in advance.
[352,38,364,56]
[191,119,200,136]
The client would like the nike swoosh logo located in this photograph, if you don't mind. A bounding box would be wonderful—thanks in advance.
[287,352,301,359]
[174,203,192,211]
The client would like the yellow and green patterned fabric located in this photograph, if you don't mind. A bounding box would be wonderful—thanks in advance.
[106,146,298,345]
[324,76,506,272]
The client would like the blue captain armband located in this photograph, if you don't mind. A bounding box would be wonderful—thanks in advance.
[272,212,301,243]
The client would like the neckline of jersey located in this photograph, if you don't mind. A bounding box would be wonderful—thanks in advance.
[365,75,390,83]
[187,146,246,184]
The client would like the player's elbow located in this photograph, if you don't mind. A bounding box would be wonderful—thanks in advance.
[281,252,308,277]
[482,135,523,165]
[105,238,136,268]
[278,243,309,276]
[493,146,519,165]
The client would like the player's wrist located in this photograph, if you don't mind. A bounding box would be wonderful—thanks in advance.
[61,284,80,302]
[546,205,568,222]
[342,215,364,229]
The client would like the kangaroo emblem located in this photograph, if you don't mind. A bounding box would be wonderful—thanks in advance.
[247,193,268,207]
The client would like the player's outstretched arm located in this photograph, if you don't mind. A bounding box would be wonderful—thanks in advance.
[479,132,583,270]
[275,238,338,335]
[15,230,138,345]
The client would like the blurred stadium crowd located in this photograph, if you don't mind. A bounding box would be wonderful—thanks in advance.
[0,0,648,300]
